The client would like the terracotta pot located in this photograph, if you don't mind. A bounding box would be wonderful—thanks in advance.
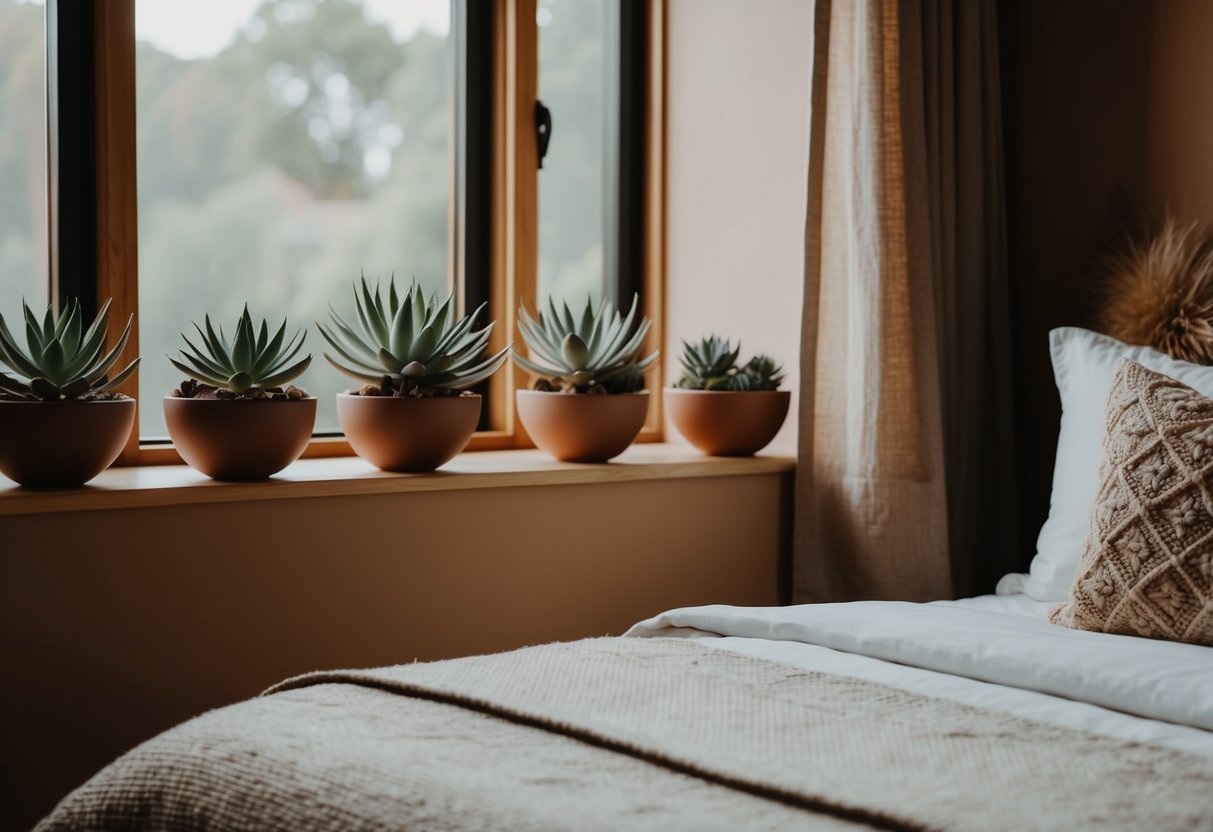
[665,389,790,456]
[337,393,481,472]
[164,396,316,480]
[0,398,135,487]
[516,390,649,463]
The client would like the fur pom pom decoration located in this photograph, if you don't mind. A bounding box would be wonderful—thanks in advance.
[1102,218,1213,365]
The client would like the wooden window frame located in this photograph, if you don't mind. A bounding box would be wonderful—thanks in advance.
[80,0,665,465]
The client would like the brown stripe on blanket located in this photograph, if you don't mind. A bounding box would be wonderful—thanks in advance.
[38,637,1213,831]
[264,637,1213,832]
[265,655,923,831]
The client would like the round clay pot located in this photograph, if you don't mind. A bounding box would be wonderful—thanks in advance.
[0,398,135,487]
[516,390,649,463]
[665,389,790,456]
[164,396,316,481]
[337,392,481,472]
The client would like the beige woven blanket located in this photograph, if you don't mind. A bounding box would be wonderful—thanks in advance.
[38,638,1213,831]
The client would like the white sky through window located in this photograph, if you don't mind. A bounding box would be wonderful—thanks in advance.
[136,0,451,57]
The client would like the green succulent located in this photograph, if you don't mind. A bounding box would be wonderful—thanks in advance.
[674,335,784,391]
[169,306,311,394]
[318,277,510,394]
[0,298,140,401]
[741,354,784,390]
[676,335,741,390]
[513,295,658,393]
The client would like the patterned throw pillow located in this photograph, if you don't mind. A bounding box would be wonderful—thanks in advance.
[1050,359,1213,645]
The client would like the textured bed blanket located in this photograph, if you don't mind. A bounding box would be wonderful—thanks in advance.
[38,638,1213,831]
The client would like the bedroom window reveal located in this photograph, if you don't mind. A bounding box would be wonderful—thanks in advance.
[39,0,663,465]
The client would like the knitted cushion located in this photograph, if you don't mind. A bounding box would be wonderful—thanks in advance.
[1050,359,1213,645]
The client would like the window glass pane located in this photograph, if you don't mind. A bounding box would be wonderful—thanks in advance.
[537,0,608,311]
[135,0,453,440]
[0,0,47,315]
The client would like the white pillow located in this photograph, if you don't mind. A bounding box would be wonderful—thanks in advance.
[996,327,1213,601]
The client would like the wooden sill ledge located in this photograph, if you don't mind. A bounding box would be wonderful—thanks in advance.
[0,443,795,517]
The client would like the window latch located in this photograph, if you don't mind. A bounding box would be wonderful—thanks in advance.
[535,100,552,169]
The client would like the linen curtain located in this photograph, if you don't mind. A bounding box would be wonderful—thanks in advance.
[794,0,1018,602]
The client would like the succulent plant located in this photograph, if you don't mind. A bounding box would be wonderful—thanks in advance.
[513,295,658,393]
[741,354,784,390]
[169,306,312,394]
[674,335,784,391]
[0,298,140,401]
[676,335,742,390]
[318,277,510,395]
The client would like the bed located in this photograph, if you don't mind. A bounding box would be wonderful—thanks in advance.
[36,592,1213,831]
[35,326,1213,830]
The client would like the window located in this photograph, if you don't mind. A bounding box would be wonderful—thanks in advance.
[43,0,664,463]
[537,0,646,312]
[0,0,47,313]
[134,0,454,439]
[537,0,607,309]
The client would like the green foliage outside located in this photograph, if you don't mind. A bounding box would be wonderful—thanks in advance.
[0,0,47,322]
[135,0,453,436]
[0,0,609,438]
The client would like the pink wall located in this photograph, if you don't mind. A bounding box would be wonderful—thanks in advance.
[663,0,813,454]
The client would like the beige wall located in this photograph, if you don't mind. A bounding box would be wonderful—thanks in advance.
[663,0,813,454]
[1,473,789,830]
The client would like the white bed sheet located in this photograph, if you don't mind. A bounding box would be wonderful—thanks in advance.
[626,595,1213,759]
[931,592,1053,618]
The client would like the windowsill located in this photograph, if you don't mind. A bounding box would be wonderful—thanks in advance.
[0,443,795,516]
